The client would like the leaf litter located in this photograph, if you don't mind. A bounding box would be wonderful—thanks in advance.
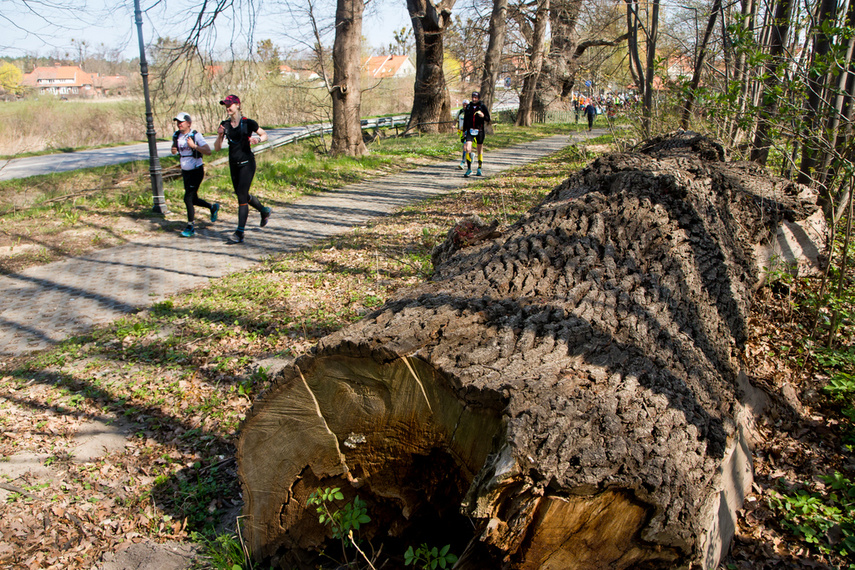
[0,141,847,569]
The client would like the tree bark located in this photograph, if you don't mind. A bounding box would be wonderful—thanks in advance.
[815,0,855,209]
[727,0,755,146]
[680,0,721,130]
[625,0,643,91]
[330,0,368,157]
[406,0,456,134]
[641,0,660,137]
[530,0,582,115]
[750,0,793,164]
[796,0,836,185]
[548,0,583,101]
[516,0,550,126]
[237,132,823,569]
[533,0,623,117]
[479,0,509,123]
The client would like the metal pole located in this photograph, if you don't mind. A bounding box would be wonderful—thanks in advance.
[134,0,167,214]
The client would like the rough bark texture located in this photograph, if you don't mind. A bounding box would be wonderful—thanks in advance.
[479,0,509,124]
[750,0,793,164]
[680,0,721,130]
[406,0,455,134]
[534,33,629,116]
[516,0,550,127]
[532,0,582,114]
[642,0,661,137]
[238,132,822,569]
[330,0,368,157]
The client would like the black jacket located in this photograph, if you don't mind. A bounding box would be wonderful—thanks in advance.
[462,102,491,131]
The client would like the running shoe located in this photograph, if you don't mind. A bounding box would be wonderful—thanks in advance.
[210,203,220,222]
[458,160,465,170]
[476,168,482,176]
[226,231,244,244]
[180,225,195,238]
[464,169,472,178]
[260,207,272,227]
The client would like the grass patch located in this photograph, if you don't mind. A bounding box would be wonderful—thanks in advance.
[0,123,583,275]
[0,132,599,569]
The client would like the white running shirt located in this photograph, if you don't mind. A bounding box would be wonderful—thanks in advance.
[176,131,209,171]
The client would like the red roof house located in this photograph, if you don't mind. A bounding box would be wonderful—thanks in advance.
[361,55,415,79]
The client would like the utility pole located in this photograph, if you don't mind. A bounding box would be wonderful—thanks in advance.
[134,0,167,214]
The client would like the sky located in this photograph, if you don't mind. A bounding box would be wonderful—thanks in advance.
[1,0,413,61]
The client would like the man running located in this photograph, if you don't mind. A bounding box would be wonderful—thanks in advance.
[461,92,491,177]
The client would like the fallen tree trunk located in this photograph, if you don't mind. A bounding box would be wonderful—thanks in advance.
[237,132,824,569]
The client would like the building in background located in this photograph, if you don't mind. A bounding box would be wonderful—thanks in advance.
[361,55,415,79]
[22,64,128,97]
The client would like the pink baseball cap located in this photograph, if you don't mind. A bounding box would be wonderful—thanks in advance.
[219,94,240,106]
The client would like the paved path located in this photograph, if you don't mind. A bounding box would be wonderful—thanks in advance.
[0,131,602,356]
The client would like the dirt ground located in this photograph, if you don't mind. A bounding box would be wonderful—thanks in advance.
[0,142,850,569]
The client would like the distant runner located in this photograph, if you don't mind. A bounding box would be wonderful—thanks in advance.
[461,91,491,177]
[171,112,218,238]
[585,98,597,131]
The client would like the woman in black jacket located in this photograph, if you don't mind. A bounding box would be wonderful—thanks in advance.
[214,94,272,244]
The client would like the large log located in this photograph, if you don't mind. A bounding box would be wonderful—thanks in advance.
[237,132,824,569]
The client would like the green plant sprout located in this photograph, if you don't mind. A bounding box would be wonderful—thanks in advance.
[308,487,374,569]
[404,543,458,569]
[769,473,855,562]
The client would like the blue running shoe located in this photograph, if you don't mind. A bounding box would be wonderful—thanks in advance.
[458,160,466,170]
[464,169,472,177]
[210,203,220,222]
[476,168,482,176]
[260,207,271,227]
[180,225,195,238]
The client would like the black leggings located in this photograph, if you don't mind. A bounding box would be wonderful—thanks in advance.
[230,159,264,231]
[181,166,211,223]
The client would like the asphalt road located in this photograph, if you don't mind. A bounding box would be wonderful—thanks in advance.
[0,125,308,181]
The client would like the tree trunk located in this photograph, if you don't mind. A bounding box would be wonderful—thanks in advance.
[680,0,721,130]
[641,0,660,137]
[237,132,824,569]
[814,0,855,210]
[548,0,583,100]
[515,0,550,127]
[406,0,456,134]
[479,0,509,124]
[533,0,619,117]
[728,0,756,147]
[796,0,837,185]
[626,0,644,92]
[330,0,368,157]
[750,0,793,164]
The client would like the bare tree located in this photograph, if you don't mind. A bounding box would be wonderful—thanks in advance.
[680,0,722,129]
[641,0,660,137]
[796,0,838,187]
[479,0,509,115]
[515,0,549,126]
[0,0,89,54]
[625,0,645,94]
[531,0,626,116]
[406,0,457,133]
[749,0,793,164]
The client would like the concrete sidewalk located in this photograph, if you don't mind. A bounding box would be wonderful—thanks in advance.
[0,132,600,356]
